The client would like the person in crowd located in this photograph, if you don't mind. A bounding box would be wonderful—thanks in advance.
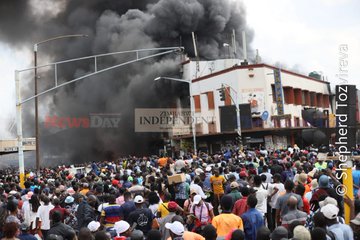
[174,180,189,208]
[2,222,20,240]
[281,196,307,229]
[267,173,284,231]
[351,213,360,240]
[233,187,251,217]
[253,175,268,218]
[292,225,311,240]
[119,192,136,222]
[78,227,94,240]
[158,201,179,240]
[76,194,98,230]
[260,165,272,183]
[189,195,214,232]
[275,180,303,226]
[6,199,21,225]
[18,223,37,240]
[256,227,271,240]
[63,196,77,230]
[312,174,343,215]
[229,229,245,240]
[127,195,155,235]
[210,169,226,215]
[241,194,264,240]
[146,229,162,240]
[212,195,243,238]
[269,226,288,240]
[113,220,131,240]
[157,192,172,219]
[100,194,121,229]
[48,211,76,240]
[165,221,185,240]
[128,178,149,197]
[37,196,54,239]
[50,198,70,223]
[321,204,354,239]
[310,227,327,240]
[201,224,217,240]
[227,182,242,203]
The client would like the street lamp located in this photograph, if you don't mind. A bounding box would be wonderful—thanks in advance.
[34,34,88,173]
[154,77,197,154]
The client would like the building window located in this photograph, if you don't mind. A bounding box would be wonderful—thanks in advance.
[310,92,317,107]
[273,119,280,128]
[323,95,330,108]
[294,117,300,127]
[286,118,291,128]
[252,117,263,128]
[193,95,201,112]
[207,92,215,110]
[283,87,294,104]
[302,90,310,106]
[316,93,323,108]
[294,89,302,105]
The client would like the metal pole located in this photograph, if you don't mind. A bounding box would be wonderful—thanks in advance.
[33,34,88,174]
[34,45,40,174]
[189,82,197,155]
[15,71,25,188]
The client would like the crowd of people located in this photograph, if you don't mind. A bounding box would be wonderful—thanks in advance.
[0,144,360,240]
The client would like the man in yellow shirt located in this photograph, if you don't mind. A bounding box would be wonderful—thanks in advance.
[157,192,172,218]
[212,195,243,238]
[210,168,226,215]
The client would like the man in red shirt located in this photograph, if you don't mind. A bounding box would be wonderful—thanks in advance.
[50,198,70,223]
[295,184,310,214]
[233,187,251,217]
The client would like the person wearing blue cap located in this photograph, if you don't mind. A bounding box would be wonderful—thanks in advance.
[310,174,342,214]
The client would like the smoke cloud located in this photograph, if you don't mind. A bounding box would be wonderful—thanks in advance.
[0,0,253,165]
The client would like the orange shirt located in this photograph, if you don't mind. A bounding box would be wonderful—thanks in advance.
[80,188,89,196]
[210,175,226,194]
[167,231,205,240]
[158,157,168,167]
[304,183,311,195]
[212,213,243,237]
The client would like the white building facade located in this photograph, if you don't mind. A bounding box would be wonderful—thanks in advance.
[176,58,332,151]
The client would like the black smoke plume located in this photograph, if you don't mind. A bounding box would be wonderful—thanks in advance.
[0,0,253,165]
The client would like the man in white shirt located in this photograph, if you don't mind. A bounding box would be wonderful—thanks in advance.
[267,173,284,231]
[260,165,272,183]
[253,175,268,218]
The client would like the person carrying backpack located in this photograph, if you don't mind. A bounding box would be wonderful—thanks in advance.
[188,195,214,233]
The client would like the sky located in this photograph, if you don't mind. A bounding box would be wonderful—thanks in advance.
[0,0,359,139]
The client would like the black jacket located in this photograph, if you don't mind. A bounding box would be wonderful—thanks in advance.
[48,222,76,240]
[75,200,97,230]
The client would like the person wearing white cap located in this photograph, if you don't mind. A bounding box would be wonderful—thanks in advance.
[127,195,155,235]
[113,220,131,238]
[189,195,214,231]
[87,221,101,233]
[321,204,353,240]
[165,221,185,240]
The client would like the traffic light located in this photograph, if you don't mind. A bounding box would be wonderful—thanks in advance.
[218,86,226,101]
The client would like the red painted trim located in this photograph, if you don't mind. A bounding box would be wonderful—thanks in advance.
[191,63,330,85]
